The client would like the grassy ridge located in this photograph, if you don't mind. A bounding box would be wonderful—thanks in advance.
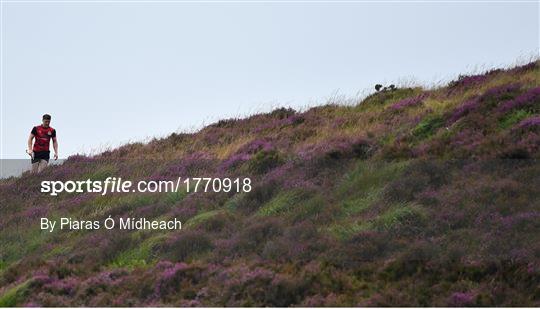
[0,61,539,306]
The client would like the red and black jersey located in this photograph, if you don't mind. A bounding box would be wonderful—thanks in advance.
[31,125,56,152]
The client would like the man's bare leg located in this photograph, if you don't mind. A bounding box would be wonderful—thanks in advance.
[31,161,40,174]
[37,160,48,173]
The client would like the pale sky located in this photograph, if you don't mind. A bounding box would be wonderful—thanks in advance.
[1,1,539,159]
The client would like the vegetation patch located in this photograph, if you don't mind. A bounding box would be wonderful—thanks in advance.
[373,203,427,233]
[0,281,29,307]
[184,209,223,228]
[258,189,311,216]
[248,150,284,174]
[412,114,445,139]
[499,109,532,129]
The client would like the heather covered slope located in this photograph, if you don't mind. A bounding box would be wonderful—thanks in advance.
[0,61,539,306]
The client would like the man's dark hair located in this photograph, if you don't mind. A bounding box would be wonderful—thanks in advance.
[43,114,51,120]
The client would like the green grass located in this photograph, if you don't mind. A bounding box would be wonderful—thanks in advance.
[109,253,148,269]
[339,161,407,191]
[499,109,532,129]
[327,220,373,240]
[341,188,383,216]
[257,189,310,216]
[337,160,408,202]
[44,243,72,259]
[412,114,445,139]
[326,161,410,238]
[163,189,188,205]
[248,150,284,173]
[290,194,326,221]
[108,233,167,269]
[328,203,427,240]
[0,219,58,265]
[0,281,29,307]
[79,165,117,181]
[0,260,8,278]
[373,203,427,231]
[82,193,159,218]
[185,209,223,228]
[223,192,245,211]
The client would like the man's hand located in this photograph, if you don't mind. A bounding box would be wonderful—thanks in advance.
[53,153,58,160]
[26,149,33,156]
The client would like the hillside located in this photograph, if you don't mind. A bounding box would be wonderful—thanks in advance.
[0,61,539,306]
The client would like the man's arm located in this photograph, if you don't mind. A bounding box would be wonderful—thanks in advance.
[27,133,34,154]
[52,137,58,160]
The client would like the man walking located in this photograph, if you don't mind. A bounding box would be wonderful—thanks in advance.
[27,114,58,173]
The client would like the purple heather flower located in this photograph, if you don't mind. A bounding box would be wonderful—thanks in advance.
[451,74,489,90]
[44,277,79,296]
[218,138,276,170]
[497,87,540,113]
[481,83,521,100]
[66,154,94,163]
[239,139,274,154]
[516,115,540,129]
[448,292,476,306]
[154,262,190,297]
[281,114,305,126]
[253,114,304,132]
[220,153,251,170]
[501,211,540,229]
[30,274,54,287]
[527,262,539,274]
[447,98,480,124]
[155,260,175,270]
[297,138,351,160]
[161,262,189,281]
[389,94,428,111]
[22,206,48,218]
[447,84,519,125]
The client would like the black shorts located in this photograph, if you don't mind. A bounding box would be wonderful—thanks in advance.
[32,151,50,164]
